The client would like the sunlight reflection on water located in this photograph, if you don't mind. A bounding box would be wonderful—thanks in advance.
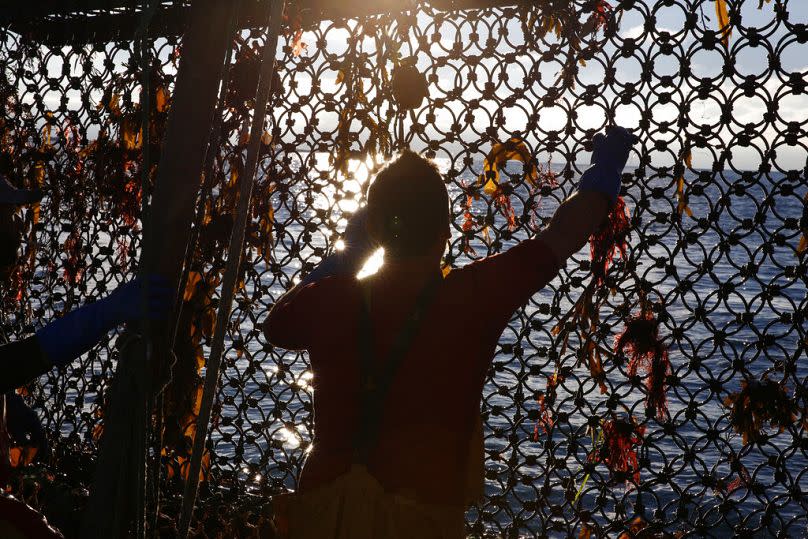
[311,152,375,217]
[275,426,302,449]
[228,157,808,533]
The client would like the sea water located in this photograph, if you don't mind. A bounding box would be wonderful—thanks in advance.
[47,157,805,536]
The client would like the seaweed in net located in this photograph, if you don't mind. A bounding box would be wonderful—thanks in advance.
[553,196,631,386]
[2,0,808,535]
[723,376,803,445]
[614,305,671,420]
[589,415,645,487]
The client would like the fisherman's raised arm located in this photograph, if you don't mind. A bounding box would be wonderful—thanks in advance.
[0,177,174,393]
[0,276,172,394]
[538,126,637,264]
[262,207,376,349]
[461,127,637,341]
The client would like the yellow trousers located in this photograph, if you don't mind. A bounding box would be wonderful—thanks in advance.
[274,464,466,539]
[274,417,486,538]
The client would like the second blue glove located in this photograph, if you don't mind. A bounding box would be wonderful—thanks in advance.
[35,275,173,368]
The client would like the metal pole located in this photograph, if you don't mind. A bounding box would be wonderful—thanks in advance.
[81,1,236,536]
[176,1,285,536]
[135,4,154,535]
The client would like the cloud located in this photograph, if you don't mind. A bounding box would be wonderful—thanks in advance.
[619,25,678,40]
[620,24,644,40]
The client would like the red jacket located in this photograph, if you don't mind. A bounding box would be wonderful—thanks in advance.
[265,238,559,506]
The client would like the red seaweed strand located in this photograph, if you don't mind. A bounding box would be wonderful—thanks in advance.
[590,196,630,288]
[614,308,671,419]
[591,417,645,486]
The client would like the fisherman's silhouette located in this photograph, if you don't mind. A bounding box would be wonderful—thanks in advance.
[263,127,638,538]
[0,175,173,538]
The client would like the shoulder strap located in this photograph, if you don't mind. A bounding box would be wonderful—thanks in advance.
[353,276,441,464]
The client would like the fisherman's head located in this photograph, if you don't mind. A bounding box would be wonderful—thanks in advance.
[367,151,450,261]
[0,175,42,281]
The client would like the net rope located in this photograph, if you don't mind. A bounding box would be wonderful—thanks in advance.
[1,0,807,536]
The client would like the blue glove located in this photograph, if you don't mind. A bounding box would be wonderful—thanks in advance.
[35,275,173,367]
[302,206,375,285]
[4,392,47,454]
[578,126,638,203]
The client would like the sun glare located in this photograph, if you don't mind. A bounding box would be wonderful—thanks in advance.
[276,427,301,449]
[312,153,377,213]
[356,248,385,280]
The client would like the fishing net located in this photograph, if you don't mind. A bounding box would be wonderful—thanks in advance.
[2,0,807,536]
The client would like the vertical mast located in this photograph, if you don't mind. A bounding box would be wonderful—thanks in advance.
[81,1,237,537]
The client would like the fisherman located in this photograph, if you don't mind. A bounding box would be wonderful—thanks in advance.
[0,175,172,537]
[263,127,637,538]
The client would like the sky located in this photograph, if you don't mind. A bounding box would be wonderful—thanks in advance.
[12,0,808,173]
[287,0,808,172]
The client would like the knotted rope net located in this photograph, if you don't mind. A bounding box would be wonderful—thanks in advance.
[1,0,807,536]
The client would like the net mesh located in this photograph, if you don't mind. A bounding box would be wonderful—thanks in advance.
[2,0,808,536]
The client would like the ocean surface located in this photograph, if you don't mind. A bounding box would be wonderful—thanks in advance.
[46,157,807,536]
[207,157,806,536]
